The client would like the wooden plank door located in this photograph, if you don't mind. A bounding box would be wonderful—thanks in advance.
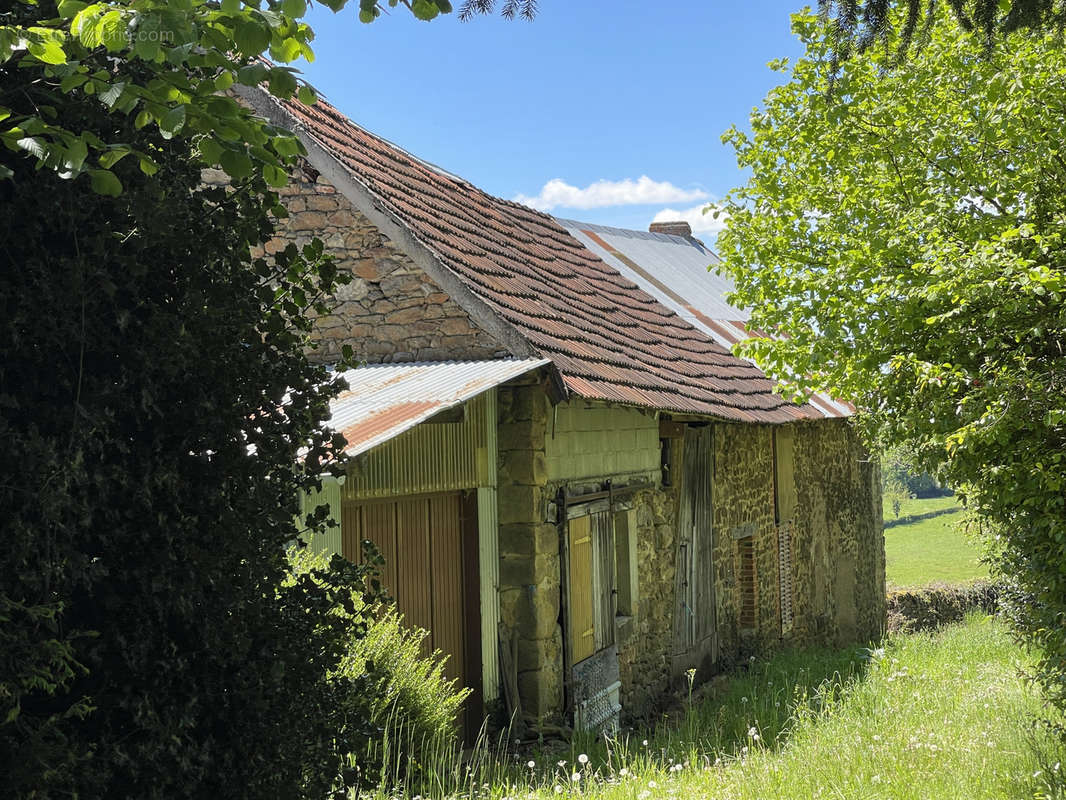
[672,426,717,672]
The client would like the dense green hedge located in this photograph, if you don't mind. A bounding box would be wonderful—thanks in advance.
[887,581,1001,633]
[0,55,381,797]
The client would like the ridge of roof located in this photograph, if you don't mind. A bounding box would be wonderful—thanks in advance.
[258,89,824,424]
[553,217,718,253]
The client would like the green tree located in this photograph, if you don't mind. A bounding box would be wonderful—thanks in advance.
[718,12,1066,707]
[0,60,399,794]
[0,0,524,194]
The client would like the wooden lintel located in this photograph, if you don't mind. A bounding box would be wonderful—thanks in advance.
[659,420,686,439]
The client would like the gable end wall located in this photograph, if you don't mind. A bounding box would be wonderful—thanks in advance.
[206,167,509,364]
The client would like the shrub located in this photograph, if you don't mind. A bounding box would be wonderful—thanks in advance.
[886,581,1000,633]
[287,546,470,785]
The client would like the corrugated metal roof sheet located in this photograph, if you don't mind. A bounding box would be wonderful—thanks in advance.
[328,359,548,456]
[558,219,855,418]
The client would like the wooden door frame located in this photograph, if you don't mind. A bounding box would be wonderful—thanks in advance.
[459,489,483,742]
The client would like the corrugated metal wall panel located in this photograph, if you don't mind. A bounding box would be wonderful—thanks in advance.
[342,393,489,500]
[398,499,434,659]
[300,477,343,557]
[431,494,466,686]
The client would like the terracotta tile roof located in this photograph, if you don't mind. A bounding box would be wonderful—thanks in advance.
[273,94,821,423]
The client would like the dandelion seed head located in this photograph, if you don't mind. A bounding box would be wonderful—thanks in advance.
[578,753,589,765]
[527,760,536,769]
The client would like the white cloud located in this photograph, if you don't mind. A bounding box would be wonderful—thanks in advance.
[651,203,729,235]
[514,176,710,211]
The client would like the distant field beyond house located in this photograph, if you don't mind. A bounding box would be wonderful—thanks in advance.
[883,496,988,588]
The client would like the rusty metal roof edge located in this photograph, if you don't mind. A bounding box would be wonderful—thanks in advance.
[331,358,549,457]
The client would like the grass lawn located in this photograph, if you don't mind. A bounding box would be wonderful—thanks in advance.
[373,616,1065,799]
[883,496,989,588]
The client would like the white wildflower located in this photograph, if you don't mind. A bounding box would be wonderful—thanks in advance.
[527,760,536,769]
[578,753,589,765]
[619,768,629,777]
[571,772,581,783]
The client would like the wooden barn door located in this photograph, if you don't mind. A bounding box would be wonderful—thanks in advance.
[342,492,481,734]
[672,425,717,674]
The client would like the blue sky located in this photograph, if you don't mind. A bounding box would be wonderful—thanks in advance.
[299,1,805,237]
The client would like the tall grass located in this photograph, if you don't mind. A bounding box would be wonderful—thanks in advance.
[360,615,1066,800]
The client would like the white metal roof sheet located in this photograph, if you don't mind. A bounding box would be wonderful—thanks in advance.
[558,219,854,418]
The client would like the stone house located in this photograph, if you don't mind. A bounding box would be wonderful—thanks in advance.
[237,86,887,732]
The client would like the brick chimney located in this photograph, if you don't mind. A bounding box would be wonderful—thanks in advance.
[648,220,692,238]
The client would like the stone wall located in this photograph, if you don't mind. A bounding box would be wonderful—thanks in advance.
[541,401,671,723]
[493,402,885,727]
[495,392,677,725]
[615,484,678,722]
[217,167,508,364]
[708,419,886,661]
[709,423,778,660]
[789,419,886,645]
[495,377,561,723]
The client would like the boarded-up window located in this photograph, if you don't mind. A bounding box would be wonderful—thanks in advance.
[568,515,596,664]
[777,521,794,634]
[737,536,757,631]
[568,510,616,665]
[772,427,797,525]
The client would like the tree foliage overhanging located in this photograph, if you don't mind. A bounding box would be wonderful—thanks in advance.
[0,0,518,196]
[0,53,406,795]
[719,11,1066,709]
[819,0,1066,60]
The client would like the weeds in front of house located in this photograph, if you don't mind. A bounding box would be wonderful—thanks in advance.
[358,614,1066,800]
